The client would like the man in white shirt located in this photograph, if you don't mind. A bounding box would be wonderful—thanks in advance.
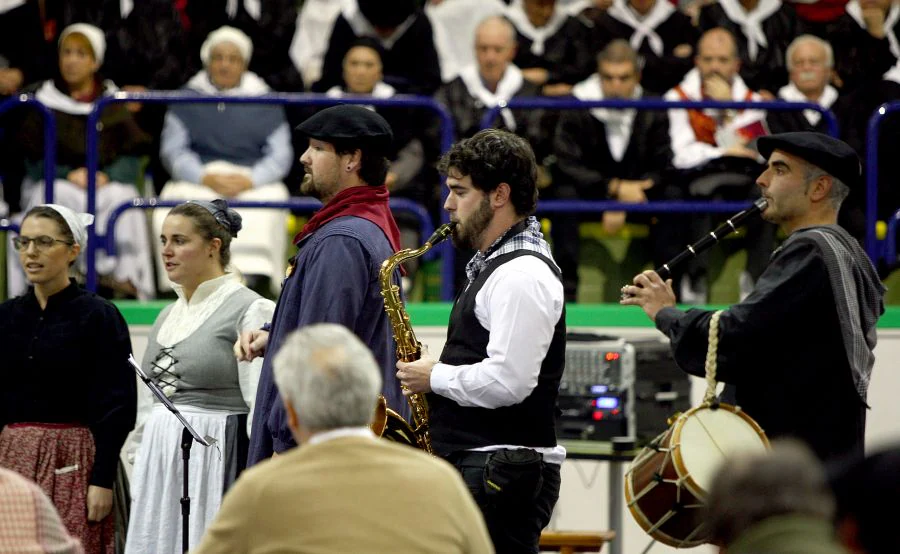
[397,128,566,554]
[196,323,493,554]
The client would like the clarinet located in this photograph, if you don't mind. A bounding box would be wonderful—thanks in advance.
[622,197,768,299]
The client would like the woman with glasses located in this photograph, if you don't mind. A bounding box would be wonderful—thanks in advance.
[0,204,137,554]
[125,199,274,554]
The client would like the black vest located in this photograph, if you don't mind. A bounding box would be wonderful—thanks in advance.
[428,250,566,456]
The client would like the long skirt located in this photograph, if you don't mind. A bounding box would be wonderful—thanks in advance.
[124,405,248,554]
[0,423,115,554]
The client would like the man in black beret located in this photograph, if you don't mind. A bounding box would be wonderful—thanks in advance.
[622,131,885,463]
[236,104,409,465]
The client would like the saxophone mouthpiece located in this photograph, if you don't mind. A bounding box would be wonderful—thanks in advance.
[426,222,456,247]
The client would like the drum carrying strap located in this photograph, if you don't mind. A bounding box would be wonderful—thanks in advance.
[703,310,725,404]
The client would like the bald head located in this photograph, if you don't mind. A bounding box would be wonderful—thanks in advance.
[696,28,741,82]
[475,16,517,88]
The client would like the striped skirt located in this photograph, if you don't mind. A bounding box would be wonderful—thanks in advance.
[0,423,114,554]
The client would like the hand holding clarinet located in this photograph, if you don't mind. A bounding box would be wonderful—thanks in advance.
[620,198,768,321]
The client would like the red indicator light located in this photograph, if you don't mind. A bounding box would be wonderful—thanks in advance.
[605,352,620,361]
[593,411,604,420]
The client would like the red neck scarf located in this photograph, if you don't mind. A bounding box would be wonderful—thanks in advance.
[293,185,402,254]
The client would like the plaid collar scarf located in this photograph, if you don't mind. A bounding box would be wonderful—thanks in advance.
[464,216,558,284]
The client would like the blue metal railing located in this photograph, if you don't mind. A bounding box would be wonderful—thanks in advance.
[886,208,900,266]
[0,219,18,233]
[102,197,434,257]
[0,94,57,202]
[865,102,900,262]
[83,92,455,294]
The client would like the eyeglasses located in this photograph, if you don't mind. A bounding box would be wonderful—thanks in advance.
[12,235,74,252]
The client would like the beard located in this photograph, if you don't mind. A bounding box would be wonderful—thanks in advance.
[451,196,493,250]
[300,170,339,202]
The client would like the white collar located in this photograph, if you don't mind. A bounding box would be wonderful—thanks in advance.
[718,0,783,62]
[847,0,900,59]
[306,427,375,446]
[777,82,838,126]
[606,0,675,57]
[0,0,25,15]
[171,272,239,306]
[34,80,119,115]
[505,0,569,56]
[572,73,642,123]
[342,1,417,51]
[458,63,525,130]
[226,0,261,20]
[325,81,396,101]
[185,70,271,96]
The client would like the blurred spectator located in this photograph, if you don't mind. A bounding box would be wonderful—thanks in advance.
[324,38,432,289]
[785,0,850,36]
[506,0,596,96]
[705,439,849,553]
[830,0,899,95]
[592,0,698,95]
[698,0,802,96]
[290,0,343,88]
[767,35,840,135]
[314,0,442,95]
[183,0,303,93]
[664,27,774,303]
[426,0,507,83]
[157,26,293,298]
[434,14,546,290]
[829,444,900,554]
[552,40,674,300]
[10,23,155,300]
[0,467,83,554]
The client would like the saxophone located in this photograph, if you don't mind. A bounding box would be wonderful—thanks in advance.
[373,222,455,454]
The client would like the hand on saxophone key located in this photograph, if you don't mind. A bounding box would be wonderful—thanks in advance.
[620,270,677,323]
[396,356,437,394]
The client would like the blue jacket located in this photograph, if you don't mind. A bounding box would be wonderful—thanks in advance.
[247,216,404,465]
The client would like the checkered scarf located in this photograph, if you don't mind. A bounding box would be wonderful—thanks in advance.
[794,226,885,402]
[465,216,558,284]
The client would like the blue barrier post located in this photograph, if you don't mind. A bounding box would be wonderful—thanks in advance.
[84,92,455,294]
[865,103,900,263]
[886,208,900,266]
[0,219,19,233]
[0,95,57,203]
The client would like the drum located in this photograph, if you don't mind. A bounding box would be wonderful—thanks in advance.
[624,402,770,547]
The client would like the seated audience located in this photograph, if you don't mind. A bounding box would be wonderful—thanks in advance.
[10,23,155,300]
[592,0,698,95]
[157,26,293,297]
[664,27,774,303]
[192,323,493,554]
[552,40,674,301]
[830,0,900,95]
[425,0,507,83]
[506,0,595,96]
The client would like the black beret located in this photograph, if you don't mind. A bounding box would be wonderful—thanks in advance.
[295,105,393,154]
[757,131,862,188]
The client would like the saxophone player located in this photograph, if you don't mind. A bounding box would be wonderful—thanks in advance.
[235,105,408,465]
[397,129,566,554]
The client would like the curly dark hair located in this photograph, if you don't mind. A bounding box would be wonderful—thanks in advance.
[437,129,538,216]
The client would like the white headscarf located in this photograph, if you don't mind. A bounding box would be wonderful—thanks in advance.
[200,26,254,66]
[59,23,106,65]
[43,204,94,249]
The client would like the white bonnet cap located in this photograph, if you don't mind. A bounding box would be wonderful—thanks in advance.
[200,26,253,66]
[59,23,106,65]
[43,204,94,249]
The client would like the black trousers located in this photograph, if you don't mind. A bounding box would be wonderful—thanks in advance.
[447,450,561,554]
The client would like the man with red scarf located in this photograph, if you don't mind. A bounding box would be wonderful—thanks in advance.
[236,105,406,465]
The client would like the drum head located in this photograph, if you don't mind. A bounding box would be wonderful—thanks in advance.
[673,404,769,496]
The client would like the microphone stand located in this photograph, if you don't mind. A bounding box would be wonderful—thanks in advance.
[128,355,217,554]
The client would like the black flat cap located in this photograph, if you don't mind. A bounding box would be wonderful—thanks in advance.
[296,104,393,154]
[757,131,862,188]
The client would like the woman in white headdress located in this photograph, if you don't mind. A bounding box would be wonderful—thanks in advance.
[0,204,137,554]
[156,25,293,298]
[12,23,156,300]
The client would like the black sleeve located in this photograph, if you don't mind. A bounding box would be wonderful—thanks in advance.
[553,111,611,198]
[644,111,674,187]
[657,240,828,383]
[87,302,137,488]
[546,18,595,85]
[313,16,356,92]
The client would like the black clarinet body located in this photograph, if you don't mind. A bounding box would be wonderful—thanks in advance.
[655,197,768,280]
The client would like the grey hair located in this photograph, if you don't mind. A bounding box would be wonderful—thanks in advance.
[786,34,834,71]
[805,163,850,210]
[272,324,383,433]
[704,439,836,547]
